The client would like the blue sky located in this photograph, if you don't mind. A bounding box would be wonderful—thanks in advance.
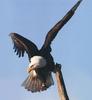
[0,0,92,100]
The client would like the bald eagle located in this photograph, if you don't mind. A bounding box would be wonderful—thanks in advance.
[10,0,82,92]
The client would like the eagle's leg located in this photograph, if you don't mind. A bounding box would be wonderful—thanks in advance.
[55,63,62,72]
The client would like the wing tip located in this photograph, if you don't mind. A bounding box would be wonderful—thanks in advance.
[72,0,83,12]
[9,32,18,37]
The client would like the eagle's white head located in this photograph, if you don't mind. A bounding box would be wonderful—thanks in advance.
[30,56,46,67]
[27,56,47,73]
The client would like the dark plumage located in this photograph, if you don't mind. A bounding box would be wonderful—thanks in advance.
[10,0,82,92]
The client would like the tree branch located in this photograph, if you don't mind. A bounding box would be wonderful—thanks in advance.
[55,63,69,100]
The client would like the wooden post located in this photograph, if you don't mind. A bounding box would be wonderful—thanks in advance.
[55,63,69,100]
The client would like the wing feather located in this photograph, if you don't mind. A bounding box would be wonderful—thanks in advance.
[41,0,82,50]
[10,33,38,59]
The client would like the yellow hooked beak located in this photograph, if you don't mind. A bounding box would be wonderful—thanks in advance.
[27,65,36,73]
[27,64,40,73]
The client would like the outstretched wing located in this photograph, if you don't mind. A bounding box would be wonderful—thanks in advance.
[10,33,39,59]
[41,0,82,51]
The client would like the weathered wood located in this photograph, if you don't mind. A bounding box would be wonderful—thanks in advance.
[55,63,69,100]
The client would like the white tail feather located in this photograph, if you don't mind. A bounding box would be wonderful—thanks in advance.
[21,72,54,92]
